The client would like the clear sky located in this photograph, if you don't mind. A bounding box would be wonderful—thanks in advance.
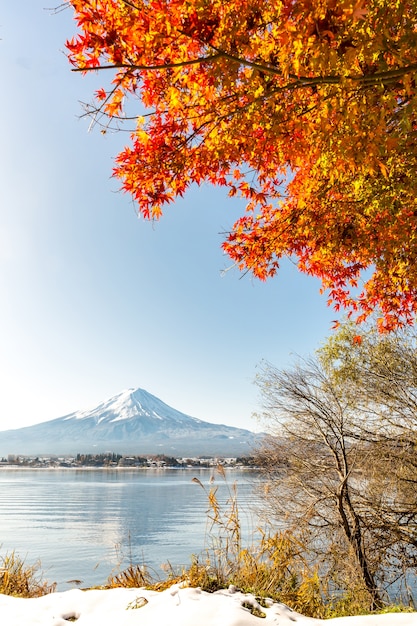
[0,2,336,433]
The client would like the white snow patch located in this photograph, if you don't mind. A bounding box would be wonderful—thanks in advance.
[0,584,416,626]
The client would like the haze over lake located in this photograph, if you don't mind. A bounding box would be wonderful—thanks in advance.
[0,468,262,590]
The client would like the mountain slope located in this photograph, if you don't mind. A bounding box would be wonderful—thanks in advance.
[0,388,261,457]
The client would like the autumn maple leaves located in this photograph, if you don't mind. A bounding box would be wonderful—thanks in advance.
[67,0,417,330]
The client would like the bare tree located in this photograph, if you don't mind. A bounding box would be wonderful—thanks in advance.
[256,357,385,609]
[255,324,417,609]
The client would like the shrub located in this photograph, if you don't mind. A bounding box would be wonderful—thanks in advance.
[0,551,55,597]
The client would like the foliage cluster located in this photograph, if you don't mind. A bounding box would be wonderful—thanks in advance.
[66,0,417,329]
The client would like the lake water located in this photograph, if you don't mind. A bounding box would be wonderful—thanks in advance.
[0,468,262,590]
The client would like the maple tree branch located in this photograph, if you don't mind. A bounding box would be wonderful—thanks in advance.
[121,0,140,9]
[73,49,417,95]
[49,2,71,14]
[71,53,223,73]
[297,63,417,87]
[212,47,417,88]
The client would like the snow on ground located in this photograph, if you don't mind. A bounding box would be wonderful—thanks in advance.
[0,583,416,626]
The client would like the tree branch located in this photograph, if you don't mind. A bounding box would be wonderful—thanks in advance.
[71,53,223,72]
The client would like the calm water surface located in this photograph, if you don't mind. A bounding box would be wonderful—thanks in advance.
[0,468,261,590]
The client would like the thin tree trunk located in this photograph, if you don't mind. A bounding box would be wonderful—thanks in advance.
[338,486,383,610]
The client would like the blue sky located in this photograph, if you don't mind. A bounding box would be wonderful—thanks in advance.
[0,2,335,432]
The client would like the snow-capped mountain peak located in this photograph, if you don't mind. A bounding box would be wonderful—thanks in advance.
[65,388,203,426]
[0,387,262,457]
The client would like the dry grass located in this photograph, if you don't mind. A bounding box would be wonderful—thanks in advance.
[0,551,55,597]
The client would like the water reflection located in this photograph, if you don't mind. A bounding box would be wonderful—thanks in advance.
[0,469,260,589]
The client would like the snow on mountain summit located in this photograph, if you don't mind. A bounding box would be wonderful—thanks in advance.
[65,387,203,426]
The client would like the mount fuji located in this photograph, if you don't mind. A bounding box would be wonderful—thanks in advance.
[0,388,262,457]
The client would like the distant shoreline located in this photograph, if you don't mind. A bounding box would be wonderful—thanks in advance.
[0,465,259,471]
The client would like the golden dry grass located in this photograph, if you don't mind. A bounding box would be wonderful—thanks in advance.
[0,551,55,597]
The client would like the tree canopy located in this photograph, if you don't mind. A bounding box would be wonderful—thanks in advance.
[66,0,417,330]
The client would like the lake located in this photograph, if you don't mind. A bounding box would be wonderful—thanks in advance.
[0,468,262,590]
